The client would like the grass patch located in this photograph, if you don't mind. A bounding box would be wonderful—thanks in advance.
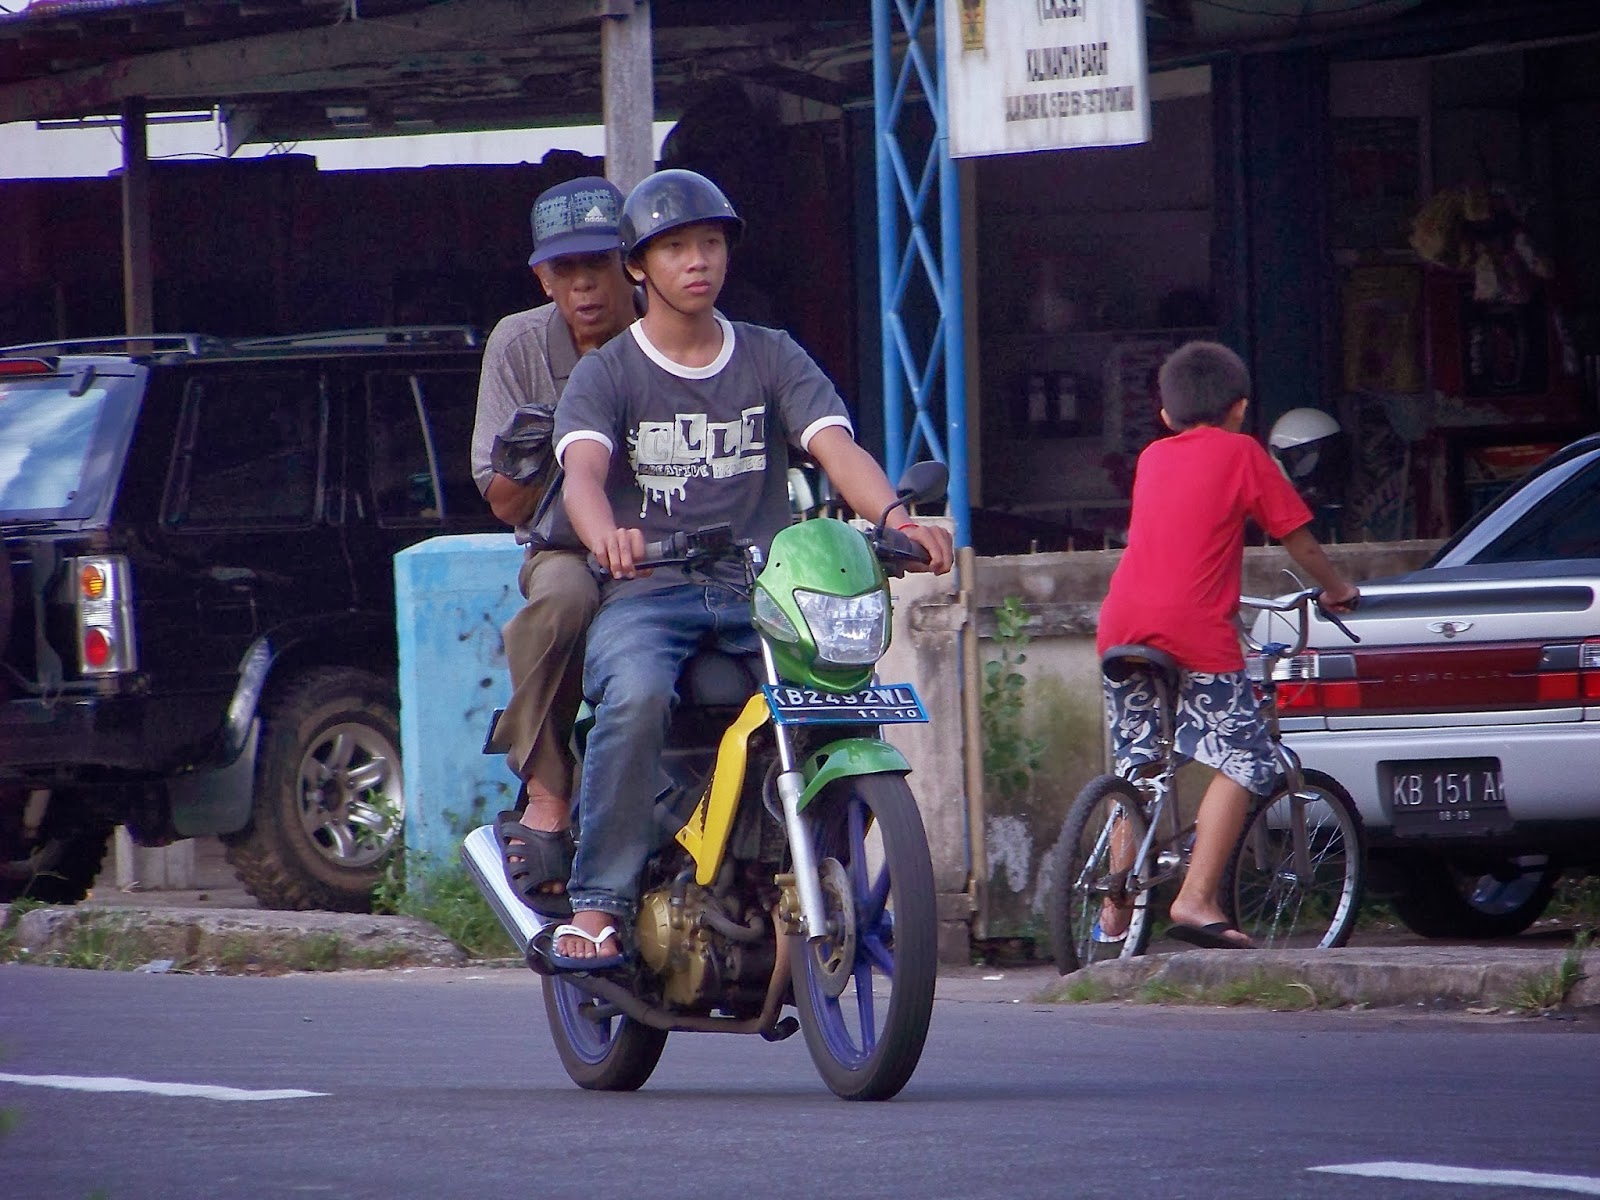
[1059,974,1113,1003]
[1548,877,1600,927]
[287,932,345,973]
[373,856,516,960]
[1136,970,1329,1011]
[1505,929,1592,1014]
[1138,977,1194,1005]
[44,920,143,972]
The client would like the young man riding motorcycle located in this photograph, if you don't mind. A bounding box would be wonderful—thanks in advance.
[550,168,953,969]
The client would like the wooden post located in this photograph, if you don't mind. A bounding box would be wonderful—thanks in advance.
[120,97,154,336]
[600,0,654,193]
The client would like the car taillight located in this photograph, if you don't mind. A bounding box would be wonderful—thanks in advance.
[1544,639,1600,701]
[73,554,137,675]
[1262,651,1361,713]
[0,357,52,376]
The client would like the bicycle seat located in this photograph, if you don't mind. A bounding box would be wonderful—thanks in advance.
[1099,644,1181,685]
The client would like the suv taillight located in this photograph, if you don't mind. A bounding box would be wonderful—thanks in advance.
[1259,650,1361,713]
[74,555,136,675]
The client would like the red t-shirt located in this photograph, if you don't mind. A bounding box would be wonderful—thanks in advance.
[1097,425,1313,672]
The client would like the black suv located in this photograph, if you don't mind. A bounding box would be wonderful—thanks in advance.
[0,327,498,910]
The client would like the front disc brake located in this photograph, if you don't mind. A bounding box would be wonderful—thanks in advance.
[809,857,857,999]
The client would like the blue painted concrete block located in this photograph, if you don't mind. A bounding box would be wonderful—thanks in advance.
[395,533,527,875]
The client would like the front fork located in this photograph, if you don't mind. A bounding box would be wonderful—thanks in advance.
[759,637,831,943]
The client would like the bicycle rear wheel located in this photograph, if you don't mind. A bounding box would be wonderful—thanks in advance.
[1226,770,1364,950]
[1047,775,1154,975]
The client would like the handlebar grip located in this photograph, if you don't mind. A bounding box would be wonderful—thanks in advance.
[880,525,931,565]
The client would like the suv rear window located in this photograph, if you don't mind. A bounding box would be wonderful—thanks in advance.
[0,367,142,522]
[164,372,326,527]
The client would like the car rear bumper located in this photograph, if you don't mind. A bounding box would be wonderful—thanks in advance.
[0,692,230,780]
[1286,720,1595,838]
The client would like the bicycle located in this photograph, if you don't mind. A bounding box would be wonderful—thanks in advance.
[1047,587,1365,974]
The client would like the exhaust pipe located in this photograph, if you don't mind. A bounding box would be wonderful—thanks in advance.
[460,824,550,956]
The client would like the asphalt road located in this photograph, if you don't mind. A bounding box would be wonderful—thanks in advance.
[3,964,1598,1200]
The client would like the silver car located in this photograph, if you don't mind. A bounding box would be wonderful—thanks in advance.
[1265,431,1600,938]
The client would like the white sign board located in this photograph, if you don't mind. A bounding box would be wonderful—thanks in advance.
[944,0,1151,158]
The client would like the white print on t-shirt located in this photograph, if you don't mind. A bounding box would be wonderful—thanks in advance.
[629,405,768,517]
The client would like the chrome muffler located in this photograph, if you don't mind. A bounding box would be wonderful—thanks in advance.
[460,824,551,956]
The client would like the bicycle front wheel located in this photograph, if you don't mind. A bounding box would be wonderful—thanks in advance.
[1047,775,1154,975]
[1226,770,1365,950]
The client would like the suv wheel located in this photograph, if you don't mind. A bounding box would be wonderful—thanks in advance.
[0,788,113,904]
[224,668,404,912]
[1390,855,1560,939]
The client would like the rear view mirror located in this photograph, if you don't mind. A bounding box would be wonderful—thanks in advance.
[896,460,948,507]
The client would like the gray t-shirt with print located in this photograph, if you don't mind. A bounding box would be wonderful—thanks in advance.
[554,317,853,597]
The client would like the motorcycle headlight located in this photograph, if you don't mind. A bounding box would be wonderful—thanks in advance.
[793,587,888,666]
[753,585,801,643]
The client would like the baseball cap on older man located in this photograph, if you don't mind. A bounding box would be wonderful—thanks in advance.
[527,176,625,268]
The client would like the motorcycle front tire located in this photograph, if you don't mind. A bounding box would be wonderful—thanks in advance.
[790,773,937,1102]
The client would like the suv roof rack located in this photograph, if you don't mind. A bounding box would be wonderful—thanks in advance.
[231,326,481,350]
[0,334,225,357]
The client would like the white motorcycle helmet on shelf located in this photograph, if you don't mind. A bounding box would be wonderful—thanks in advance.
[1268,407,1347,522]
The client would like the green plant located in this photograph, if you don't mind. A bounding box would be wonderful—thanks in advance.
[1506,929,1591,1013]
[981,595,1044,801]
[376,857,515,960]
[1060,974,1112,1003]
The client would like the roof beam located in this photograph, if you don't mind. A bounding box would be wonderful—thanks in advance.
[0,0,600,123]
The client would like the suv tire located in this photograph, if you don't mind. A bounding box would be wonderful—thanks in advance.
[224,667,404,912]
[0,790,113,904]
[1389,855,1560,939]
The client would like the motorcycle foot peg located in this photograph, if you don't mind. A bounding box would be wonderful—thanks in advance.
[761,1016,800,1042]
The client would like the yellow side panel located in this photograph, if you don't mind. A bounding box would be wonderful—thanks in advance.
[675,694,771,886]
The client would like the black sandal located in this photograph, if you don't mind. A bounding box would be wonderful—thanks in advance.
[493,810,575,919]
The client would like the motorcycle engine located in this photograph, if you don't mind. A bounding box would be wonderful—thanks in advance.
[635,879,775,1011]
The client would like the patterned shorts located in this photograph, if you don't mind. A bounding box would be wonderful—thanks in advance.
[1103,666,1282,797]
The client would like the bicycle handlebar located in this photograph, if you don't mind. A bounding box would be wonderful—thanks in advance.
[1238,587,1360,658]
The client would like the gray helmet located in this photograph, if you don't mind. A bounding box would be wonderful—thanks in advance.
[620,169,743,261]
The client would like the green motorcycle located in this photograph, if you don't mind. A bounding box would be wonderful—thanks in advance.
[463,461,947,1101]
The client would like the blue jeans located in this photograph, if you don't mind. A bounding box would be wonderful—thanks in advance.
[568,581,758,920]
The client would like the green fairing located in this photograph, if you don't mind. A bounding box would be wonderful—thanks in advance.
[758,518,889,692]
[798,737,911,809]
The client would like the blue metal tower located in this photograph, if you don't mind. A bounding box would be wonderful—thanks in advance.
[871,0,970,547]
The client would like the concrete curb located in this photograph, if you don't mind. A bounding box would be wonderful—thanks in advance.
[4,900,1593,1014]
[2,904,467,973]
[1034,944,1598,1011]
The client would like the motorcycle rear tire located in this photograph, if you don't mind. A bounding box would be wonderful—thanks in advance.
[791,774,936,1102]
[542,974,668,1092]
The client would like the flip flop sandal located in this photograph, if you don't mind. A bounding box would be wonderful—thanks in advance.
[541,922,629,973]
[494,810,575,919]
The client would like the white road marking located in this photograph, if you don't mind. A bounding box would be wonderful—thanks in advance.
[0,1072,326,1102]
[1311,1161,1600,1196]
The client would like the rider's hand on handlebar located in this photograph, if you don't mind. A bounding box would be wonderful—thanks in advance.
[897,522,955,575]
[1316,584,1361,615]
[591,526,652,580]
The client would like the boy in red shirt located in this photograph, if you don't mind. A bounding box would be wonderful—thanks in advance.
[1096,341,1360,948]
